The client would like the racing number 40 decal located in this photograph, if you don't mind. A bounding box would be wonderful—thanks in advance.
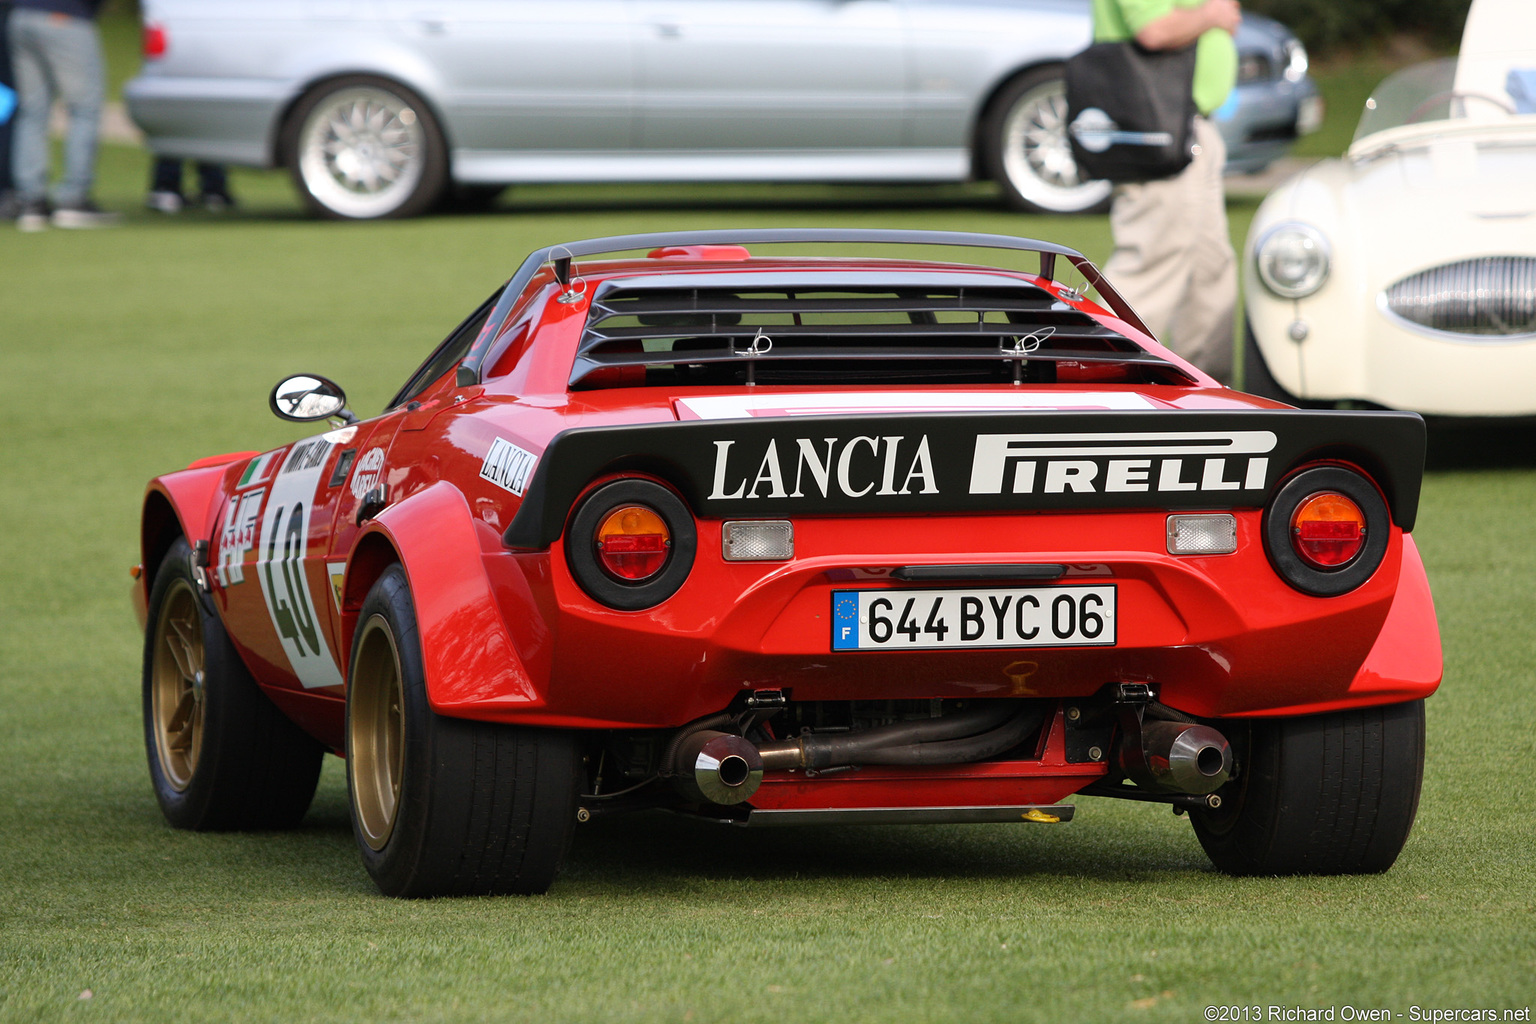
[256,437,344,689]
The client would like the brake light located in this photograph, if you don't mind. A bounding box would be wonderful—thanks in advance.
[1262,465,1389,597]
[1291,493,1366,567]
[596,505,670,580]
[143,22,168,59]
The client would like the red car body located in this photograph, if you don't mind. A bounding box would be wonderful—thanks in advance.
[137,230,1441,895]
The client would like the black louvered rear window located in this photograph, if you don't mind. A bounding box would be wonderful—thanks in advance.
[570,271,1191,389]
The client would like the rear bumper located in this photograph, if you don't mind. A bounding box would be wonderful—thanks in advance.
[125,75,292,167]
[459,508,1440,727]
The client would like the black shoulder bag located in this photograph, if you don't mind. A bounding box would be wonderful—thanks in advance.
[1065,40,1198,183]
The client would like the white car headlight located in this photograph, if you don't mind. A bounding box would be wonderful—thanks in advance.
[1283,39,1309,83]
[1255,223,1330,299]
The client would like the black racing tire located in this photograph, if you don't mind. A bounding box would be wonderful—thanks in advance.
[346,565,582,897]
[143,537,325,830]
[1241,314,1302,404]
[1191,700,1426,875]
[983,65,1114,215]
[283,75,449,220]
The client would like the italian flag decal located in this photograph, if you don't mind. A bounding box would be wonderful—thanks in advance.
[237,451,283,489]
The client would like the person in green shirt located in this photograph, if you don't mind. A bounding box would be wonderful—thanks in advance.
[1093,0,1241,383]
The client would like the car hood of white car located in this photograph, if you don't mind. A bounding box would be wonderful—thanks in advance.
[1277,119,1536,292]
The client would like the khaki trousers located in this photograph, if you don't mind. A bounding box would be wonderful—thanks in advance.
[1103,117,1237,383]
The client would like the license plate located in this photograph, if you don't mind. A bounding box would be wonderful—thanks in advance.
[831,586,1117,651]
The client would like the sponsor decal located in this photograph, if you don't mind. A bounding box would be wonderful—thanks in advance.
[215,488,264,586]
[967,430,1275,496]
[255,437,344,690]
[481,437,537,496]
[708,435,938,501]
[705,430,1275,503]
[327,561,347,612]
[349,447,386,500]
[236,451,282,489]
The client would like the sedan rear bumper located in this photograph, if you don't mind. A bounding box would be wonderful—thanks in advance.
[125,76,294,167]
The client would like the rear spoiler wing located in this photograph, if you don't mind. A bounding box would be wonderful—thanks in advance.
[502,409,1425,549]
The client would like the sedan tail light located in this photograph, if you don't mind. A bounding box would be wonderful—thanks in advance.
[143,22,168,60]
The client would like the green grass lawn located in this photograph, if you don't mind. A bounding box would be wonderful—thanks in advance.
[2,140,1534,1023]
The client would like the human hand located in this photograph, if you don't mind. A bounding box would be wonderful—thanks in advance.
[1205,0,1243,35]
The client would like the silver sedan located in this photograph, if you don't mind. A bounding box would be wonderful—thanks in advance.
[127,0,1319,219]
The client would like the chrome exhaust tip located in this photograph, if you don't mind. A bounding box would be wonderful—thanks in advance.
[677,731,765,806]
[1117,721,1232,795]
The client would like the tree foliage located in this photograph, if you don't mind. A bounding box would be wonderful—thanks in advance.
[1243,0,1473,54]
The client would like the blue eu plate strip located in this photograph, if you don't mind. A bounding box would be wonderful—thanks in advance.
[832,591,861,650]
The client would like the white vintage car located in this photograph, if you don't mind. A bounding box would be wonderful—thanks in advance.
[1243,0,1536,417]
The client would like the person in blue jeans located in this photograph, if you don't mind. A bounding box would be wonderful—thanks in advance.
[8,0,117,230]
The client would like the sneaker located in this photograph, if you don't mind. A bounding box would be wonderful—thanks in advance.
[51,201,121,229]
[146,189,184,214]
[16,199,49,232]
[198,191,235,212]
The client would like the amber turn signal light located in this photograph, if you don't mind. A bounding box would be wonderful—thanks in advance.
[1291,492,1366,568]
[596,505,671,580]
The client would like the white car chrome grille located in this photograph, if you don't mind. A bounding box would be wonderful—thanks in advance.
[1382,256,1536,338]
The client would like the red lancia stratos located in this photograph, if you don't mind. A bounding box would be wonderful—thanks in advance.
[135,230,1441,896]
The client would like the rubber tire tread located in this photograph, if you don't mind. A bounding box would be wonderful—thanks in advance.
[282,75,450,220]
[983,65,1112,216]
[1192,700,1425,875]
[143,537,325,831]
[350,566,581,898]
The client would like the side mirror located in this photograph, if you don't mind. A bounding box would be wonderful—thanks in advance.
[269,374,356,423]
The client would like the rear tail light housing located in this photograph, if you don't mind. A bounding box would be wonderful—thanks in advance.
[596,505,671,580]
[1263,466,1389,596]
[1290,492,1366,568]
[143,22,168,60]
[567,479,695,609]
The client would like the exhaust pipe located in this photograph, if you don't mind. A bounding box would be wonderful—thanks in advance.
[674,731,765,805]
[668,702,1046,806]
[1115,720,1232,795]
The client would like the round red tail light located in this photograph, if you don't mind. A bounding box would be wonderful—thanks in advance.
[596,505,671,580]
[1291,492,1366,568]
[1263,465,1390,597]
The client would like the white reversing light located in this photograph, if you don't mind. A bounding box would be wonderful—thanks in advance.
[722,521,794,561]
[1167,515,1238,555]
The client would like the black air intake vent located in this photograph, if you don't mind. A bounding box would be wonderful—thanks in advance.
[570,271,1190,388]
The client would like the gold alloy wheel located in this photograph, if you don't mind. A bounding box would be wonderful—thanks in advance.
[349,615,406,851]
[151,578,207,791]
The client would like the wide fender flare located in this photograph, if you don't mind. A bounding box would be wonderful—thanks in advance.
[137,455,256,628]
[1222,534,1443,719]
[357,482,540,715]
